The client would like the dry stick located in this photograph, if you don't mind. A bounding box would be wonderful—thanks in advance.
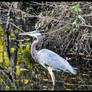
[5,2,17,90]
[66,52,92,58]
[0,78,10,89]
[41,23,71,36]
[5,3,13,59]
[13,33,19,74]
[9,22,24,32]
[30,1,55,7]
[0,66,12,89]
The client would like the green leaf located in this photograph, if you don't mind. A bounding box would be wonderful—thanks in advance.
[15,29,19,33]
[10,48,15,53]
[0,39,3,45]
[0,45,3,52]
[24,79,29,84]
[10,33,15,37]
[25,45,30,51]
[73,3,82,14]
[5,86,9,90]
[24,42,28,45]
[0,26,4,36]
[73,20,77,25]
[27,64,32,68]
[4,52,9,67]
[0,79,2,83]
[16,65,21,76]
[76,23,79,28]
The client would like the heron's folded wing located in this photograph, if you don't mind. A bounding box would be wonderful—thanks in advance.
[38,49,70,71]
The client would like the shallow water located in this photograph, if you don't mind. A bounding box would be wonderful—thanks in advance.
[16,59,92,91]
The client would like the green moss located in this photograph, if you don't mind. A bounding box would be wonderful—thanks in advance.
[0,26,4,36]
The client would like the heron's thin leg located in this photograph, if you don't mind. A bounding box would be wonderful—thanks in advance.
[48,67,55,89]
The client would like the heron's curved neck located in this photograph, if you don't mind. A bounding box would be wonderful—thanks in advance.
[31,36,42,60]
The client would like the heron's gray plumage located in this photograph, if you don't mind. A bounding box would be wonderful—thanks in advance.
[19,30,77,89]
[37,49,77,74]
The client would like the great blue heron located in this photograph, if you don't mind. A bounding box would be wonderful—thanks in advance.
[19,30,77,89]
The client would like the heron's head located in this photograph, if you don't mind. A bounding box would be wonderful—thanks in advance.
[19,30,42,38]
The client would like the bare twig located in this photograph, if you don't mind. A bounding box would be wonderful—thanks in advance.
[5,3,14,32]
[41,23,70,35]
[66,52,92,58]
[9,22,24,32]
[0,66,13,88]
[5,2,13,60]
[0,78,10,89]
[30,1,55,7]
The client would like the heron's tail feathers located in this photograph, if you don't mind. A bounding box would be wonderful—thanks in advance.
[68,66,77,75]
[71,68,77,75]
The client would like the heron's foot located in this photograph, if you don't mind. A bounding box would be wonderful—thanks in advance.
[48,88,54,91]
[48,85,55,91]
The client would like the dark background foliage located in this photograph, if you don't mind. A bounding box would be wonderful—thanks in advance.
[0,1,92,90]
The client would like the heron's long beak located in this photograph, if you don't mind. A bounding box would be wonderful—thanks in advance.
[19,32,33,36]
[19,30,40,36]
